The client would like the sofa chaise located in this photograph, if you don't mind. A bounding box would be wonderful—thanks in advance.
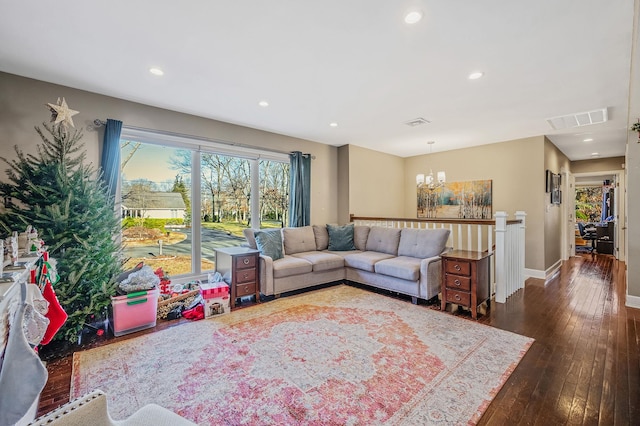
[243,224,450,303]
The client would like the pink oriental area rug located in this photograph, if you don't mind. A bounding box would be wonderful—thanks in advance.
[71,285,533,425]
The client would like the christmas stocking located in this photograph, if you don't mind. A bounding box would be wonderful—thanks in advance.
[40,281,68,345]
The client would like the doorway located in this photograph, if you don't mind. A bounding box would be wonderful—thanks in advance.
[570,171,620,259]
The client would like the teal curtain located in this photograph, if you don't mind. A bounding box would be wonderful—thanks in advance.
[100,119,122,200]
[288,151,311,227]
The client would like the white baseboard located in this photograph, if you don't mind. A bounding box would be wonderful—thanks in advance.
[545,260,563,280]
[524,260,562,281]
[626,294,640,309]
[524,268,545,279]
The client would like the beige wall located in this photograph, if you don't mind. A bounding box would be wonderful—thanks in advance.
[339,145,405,223]
[626,0,640,303]
[544,137,571,269]
[337,145,350,223]
[572,157,626,174]
[0,72,339,225]
[404,137,546,271]
[0,72,583,278]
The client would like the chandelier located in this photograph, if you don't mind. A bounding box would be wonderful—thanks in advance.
[416,141,445,190]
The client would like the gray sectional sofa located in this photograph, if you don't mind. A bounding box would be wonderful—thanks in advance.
[243,224,450,303]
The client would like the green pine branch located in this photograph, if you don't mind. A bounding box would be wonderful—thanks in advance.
[0,121,123,343]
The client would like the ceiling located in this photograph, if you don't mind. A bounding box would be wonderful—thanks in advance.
[0,1,636,160]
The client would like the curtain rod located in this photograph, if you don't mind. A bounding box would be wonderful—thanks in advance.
[93,120,315,159]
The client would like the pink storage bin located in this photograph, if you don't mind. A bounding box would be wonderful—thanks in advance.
[110,287,159,336]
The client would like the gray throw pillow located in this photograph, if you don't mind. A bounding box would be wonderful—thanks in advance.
[313,224,330,250]
[354,226,370,251]
[243,228,258,249]
[327,223,356,251]
[254,229,283,260]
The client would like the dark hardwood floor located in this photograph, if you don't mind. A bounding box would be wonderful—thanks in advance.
[37,254,639,424]
[477,254,639,425]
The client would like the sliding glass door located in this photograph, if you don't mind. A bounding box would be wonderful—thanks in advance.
[121,142,195,275]
[119,133,289,280]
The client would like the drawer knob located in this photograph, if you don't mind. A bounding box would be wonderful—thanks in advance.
[243,258,250,265]
[243,273,249,279]
[454,294,461,301]
[454,279,461,286]
[454,264,461,271]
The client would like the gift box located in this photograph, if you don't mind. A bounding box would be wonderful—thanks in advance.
[204,295,230,318]
[199,282,229,299]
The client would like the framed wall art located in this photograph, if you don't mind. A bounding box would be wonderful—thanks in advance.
[550,172,562,204]
[417,179,492,219]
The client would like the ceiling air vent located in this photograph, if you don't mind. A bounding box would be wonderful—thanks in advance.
[546,107,608,130]
[404,117,431,127]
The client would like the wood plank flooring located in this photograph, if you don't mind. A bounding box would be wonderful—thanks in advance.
[36,254,639,424]
[477,254,640,425]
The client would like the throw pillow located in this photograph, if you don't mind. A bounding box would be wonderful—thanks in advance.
[353,226,370,251]
[254,229,284,260]
[327,223,356,251]
[242,229,258,249]
[312,224,330,250]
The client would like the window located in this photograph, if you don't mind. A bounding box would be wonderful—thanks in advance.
[259,160,289,228]
[119,129,289,280]
[575,185,610,223]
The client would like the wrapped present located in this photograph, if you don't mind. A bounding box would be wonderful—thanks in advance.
[204,295,230,318]
[199,282,229,299]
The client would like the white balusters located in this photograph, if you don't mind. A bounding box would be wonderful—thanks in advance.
[351,211,526,303]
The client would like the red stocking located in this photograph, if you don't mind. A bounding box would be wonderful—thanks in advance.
[40,281,68,345]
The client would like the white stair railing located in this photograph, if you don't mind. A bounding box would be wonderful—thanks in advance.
[350,211,525,303]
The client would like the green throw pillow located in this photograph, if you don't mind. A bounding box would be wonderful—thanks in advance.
[254,229,283,260]
[327,223,356,251]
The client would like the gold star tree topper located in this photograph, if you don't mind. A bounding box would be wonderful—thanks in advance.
[46,97,79,129]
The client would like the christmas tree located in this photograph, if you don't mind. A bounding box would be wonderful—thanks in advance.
[0,98,122,343]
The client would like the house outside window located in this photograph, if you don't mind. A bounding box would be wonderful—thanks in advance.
[119,129,289,280]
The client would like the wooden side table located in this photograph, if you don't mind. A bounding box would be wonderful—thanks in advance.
[441,250,491,319]
[214,247,260,310]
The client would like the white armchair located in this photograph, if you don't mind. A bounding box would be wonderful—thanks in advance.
[28,390,196,426]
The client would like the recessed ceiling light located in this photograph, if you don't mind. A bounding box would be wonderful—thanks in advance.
[468,71,484,80]
[149,67,164,76]
[329,122,338,127]
[258,100,269,107]
[404,10,423,24]
[583,138,593,142]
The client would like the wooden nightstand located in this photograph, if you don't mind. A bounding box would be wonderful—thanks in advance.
[214,247,260,310]
[440,250,491,319]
